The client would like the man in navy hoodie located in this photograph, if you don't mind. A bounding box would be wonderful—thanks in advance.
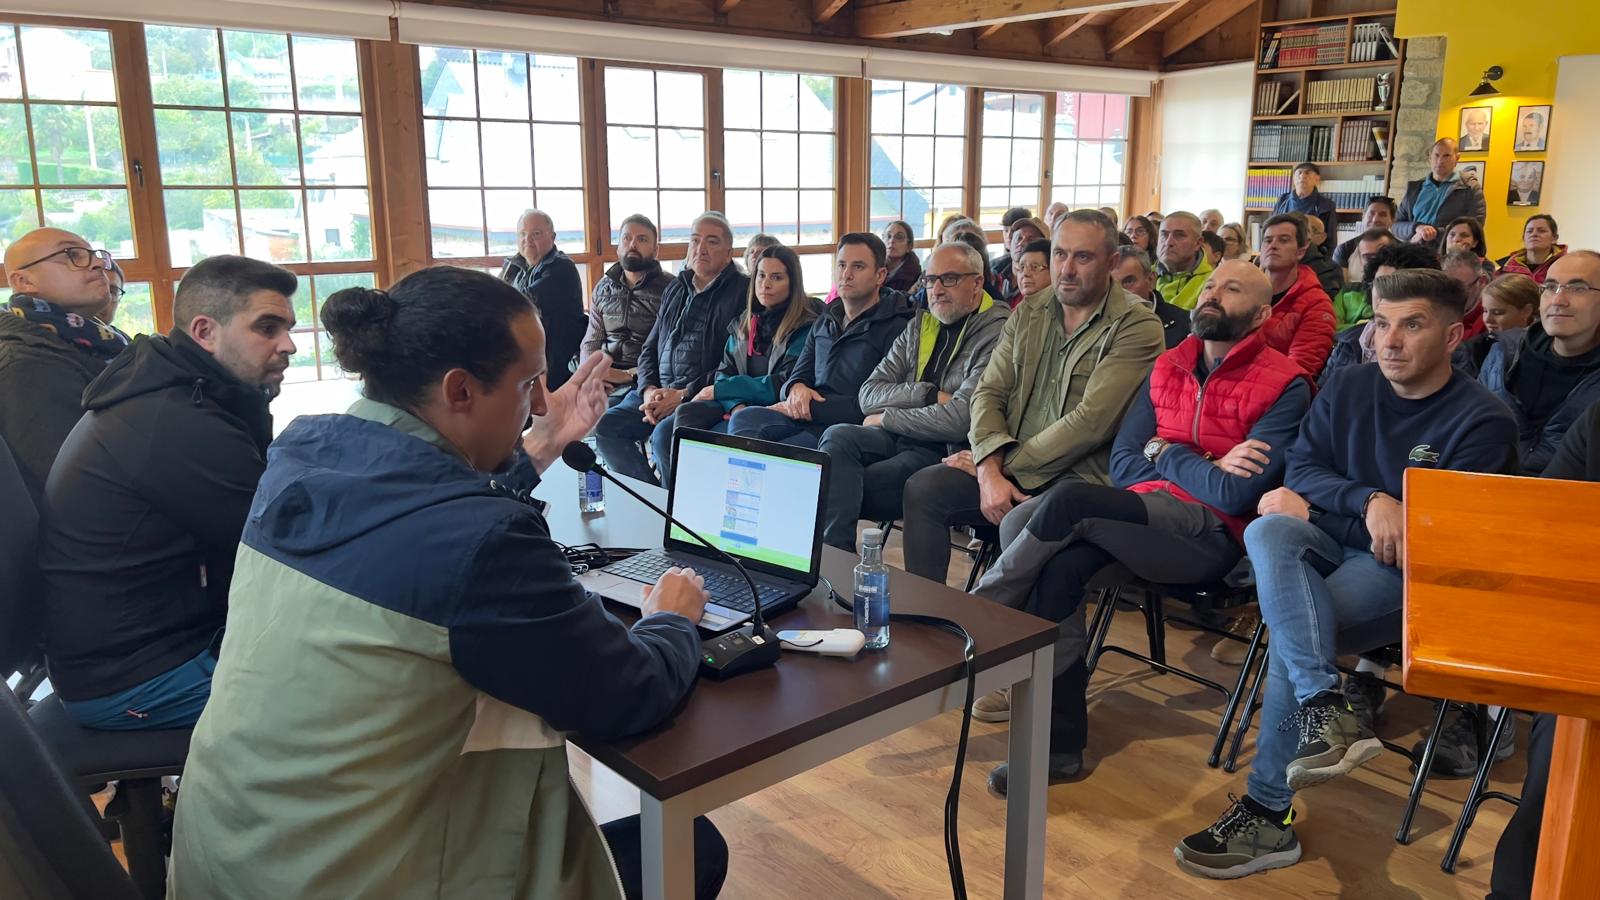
[1176,268,1518,881]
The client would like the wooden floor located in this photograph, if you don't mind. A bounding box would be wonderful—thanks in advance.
[572,530,1522,899]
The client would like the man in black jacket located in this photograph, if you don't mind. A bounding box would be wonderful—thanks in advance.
[594,212,748,484]
[38,255,297,729]
[582,213,670,404]
[501,209,587,391]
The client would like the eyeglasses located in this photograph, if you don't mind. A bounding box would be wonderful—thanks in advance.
[108,283,126,299]
[1016,262,1049,274]
[920,272,981,289]
[17,246,113,271]
[1540,281,1596,296]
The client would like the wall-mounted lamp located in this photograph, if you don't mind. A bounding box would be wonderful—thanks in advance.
[1469,65,1504,97]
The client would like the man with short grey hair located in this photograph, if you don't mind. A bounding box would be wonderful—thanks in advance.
[501,208,586,390]
[1155,211,1213,311]
[1114,245,1190,349]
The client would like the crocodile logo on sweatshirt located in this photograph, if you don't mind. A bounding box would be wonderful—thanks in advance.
[1408,444,1441,464]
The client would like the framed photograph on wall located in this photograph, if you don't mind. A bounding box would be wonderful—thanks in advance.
[1458,161,1485,193]
[1514,105,1552,152]
[1507,160,1544,206]
[1458,106,1492,153]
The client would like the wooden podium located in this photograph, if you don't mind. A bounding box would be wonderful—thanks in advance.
[1404,469,1600,898]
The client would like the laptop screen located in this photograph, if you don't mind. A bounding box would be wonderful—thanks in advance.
[667,434,824,578]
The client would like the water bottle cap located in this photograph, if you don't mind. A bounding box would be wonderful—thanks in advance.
[862,527,885,546]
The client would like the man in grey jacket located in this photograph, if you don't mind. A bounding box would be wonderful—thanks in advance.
[816,243,1008,551]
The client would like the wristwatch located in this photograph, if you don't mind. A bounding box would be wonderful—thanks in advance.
[1143,437,1170,463]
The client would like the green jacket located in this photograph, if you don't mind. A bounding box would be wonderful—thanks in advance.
[969,282,1164,490]
[1333,285,1372,330]
[1155,252,1213,311]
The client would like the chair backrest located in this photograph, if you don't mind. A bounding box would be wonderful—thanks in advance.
[0,688,140,900]
[0,432,42,680]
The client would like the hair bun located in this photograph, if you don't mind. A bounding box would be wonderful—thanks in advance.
[322,286,395,374]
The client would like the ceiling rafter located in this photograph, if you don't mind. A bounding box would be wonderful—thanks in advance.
[1161,0,1254,58]
[1041,13,1096,49]
[1106,0,1194,54]
[813,0,851,24]
[853,0,1157,39]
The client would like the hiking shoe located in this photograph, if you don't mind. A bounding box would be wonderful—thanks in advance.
[987,752,1082,796]
[1341,670,1387,734]
[1209,611,1262,665]
[1175,793,1301,879]
[972,687,1011,723]
[1283,691,1383,791]
[1412,708,1516,777]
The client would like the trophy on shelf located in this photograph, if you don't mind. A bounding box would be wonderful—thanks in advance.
[1375,72,1392,111]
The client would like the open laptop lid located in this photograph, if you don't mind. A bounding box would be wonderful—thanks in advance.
[664,428,829,586]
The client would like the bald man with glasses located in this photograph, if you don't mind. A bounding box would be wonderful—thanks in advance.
[0,227,128,505]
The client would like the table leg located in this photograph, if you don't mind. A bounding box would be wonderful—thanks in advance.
[640,792,695,900]
[1004,644,1053,900]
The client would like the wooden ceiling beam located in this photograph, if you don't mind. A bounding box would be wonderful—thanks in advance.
[1161,0,1254,58]
[1041,13,1096,49]
[978,23,1007,39]
[853,0,1155,39]
[813,0,850,24]
[1105,0,1192,54]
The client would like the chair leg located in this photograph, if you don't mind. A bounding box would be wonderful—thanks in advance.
[1442,709,1515,873]
[1210,618,1267,768]
[1086,587,1121,675]
[1140,591,1165,674]
[1397,699,1453,845]
[962,541,996,593]
[1224,647,1271,774]
[114,778,168,899]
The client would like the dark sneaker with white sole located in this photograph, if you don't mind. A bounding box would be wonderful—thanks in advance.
[987,752,1081,795]
[1341,670,1387,734]
[1412,707,1516,777]
[1284,691,1383,791]
[1175,793,1301,879]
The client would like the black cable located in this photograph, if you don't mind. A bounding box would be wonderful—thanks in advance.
[819,574,976,900]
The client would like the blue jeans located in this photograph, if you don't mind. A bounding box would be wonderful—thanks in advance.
[726,406,823,449]
[61,648,217,730]
[657,399,730,483]
[594,388,675,485]
[1243,514,1403,809]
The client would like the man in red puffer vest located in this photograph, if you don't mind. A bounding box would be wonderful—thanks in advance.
[1258,213,1338,379]
[969,259,1313,794]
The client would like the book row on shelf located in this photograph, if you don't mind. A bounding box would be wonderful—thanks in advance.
[1260,22,1346,68]
[1254,81,1297,116]
[1245,168,1385,209]
[1350,22,1399,62]
[1250,120,1390,163]
[1305,76,1383,113]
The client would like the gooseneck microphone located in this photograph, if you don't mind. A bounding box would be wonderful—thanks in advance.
[561,441,780,679]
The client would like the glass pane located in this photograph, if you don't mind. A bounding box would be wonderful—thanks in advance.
[0,29,17,100]
[292,36,360,113]
[980,137,1009,186]
[934,136,963,188]
[425,118,481,187]
[312,272,374,313]
[145,25,224,107]
[901,136,933,189]
[164,188,239,266]
[0,104,30,184]
[870,135,901,189]
[607,125,656,188]
[531,122,582,187]
[284,327,318,384]
[480,121,533,186]
[725,189,760,244]
[935,85,965,136]
[0,189,39,248]
[155,109,229,186]
[21,27,115,103]
[868,188,901,236]
[658,190,705,239]
[1012,138,1041,187]
[906,185,933,237]
[604,67,654,125]
[529,55,580,123]
[799,189,833,245]
[223,31,291,110]
[418,46,475,118]
[534,188,585,253]
[761,72,797,131]
[476,50,529,120]
[656,72,703,128]
[1075,141,1102,185]
[799,74,835,132]
[239,188,305,262]
[763,189,798,244]
[902,81,934,135]
[724,69,759,126]
[979,187,1008,227]
[1055,94,1078,139]
[724,130,759,189]
[869,81,902,134]
[300,114,364,186]
[762,131,797,189]
[428,188,485,257]
[1015,93,1044,138]
[657,129,704,189]
[1011,186,1040,211]
[1054,140,1078,190]
[982,93,1012,138]
[308,187,371,261]
[41,188,132,256]
[231,111,300,186]
[931,187,963,229]
[1104,95,1129,138]
[112,281,155,337]
[799,134,833,189]
[484,187,534,255]
[609,189,657,242]
[1102,140,1126,186]
[31,105,124,185]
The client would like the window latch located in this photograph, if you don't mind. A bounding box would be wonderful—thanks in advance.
[132,159,144,188]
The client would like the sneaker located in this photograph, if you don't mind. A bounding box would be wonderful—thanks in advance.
[1283,691,1383,791]
[1174,793,1301,879]
[1412,708,1516,777]
[986,752,1081,796]
[971,687,1011,723]
[1209,611,1262,665]
[1341,670,1387,734]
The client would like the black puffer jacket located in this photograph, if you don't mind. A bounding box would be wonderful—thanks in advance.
[502,247,587,390]
[636,262,749,395]
[784,287,916,428]
[582,262,670,370]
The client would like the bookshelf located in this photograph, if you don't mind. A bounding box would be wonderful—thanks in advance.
[1245,5,1406,245]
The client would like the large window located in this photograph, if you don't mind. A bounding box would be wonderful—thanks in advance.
[603,65,705,245]
[418,47,583,259]
[723,69,835,249]
[1050,92,1128,213]
[978,91,1044,228]
[868,80,966,240]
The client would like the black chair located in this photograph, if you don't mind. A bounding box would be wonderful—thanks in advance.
[1440,709,1520,873]
[872,519,999,591]
[0,434,45,698]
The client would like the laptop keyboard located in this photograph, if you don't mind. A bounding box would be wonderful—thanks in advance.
[607,550,792,613]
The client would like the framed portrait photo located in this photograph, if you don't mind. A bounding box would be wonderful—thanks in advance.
[1458,105,1492,154]
[1507,160,1544,207]
[1458,161,1485,193]
[1514,105,1551,152]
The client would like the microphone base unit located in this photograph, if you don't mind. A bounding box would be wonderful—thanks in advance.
[699,623,781,680]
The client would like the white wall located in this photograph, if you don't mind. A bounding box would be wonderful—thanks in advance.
[1158,63,1253,222]
[1545,55,1600,252]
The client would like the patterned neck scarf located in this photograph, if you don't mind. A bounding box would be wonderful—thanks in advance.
[7,294,129,361]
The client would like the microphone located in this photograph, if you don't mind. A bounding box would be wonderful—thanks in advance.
[561,441,780,680]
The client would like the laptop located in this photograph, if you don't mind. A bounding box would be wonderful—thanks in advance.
[578,428,830,634]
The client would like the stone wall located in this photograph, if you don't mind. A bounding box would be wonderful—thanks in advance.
[1390,36,1447,190]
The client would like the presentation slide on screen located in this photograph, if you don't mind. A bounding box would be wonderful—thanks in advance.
[669,440,822,574]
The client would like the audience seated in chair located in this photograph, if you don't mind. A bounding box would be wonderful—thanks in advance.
[582,213,671,405]
[0,227,127,508]
[1011,237,1053,301]
[1297,213,1345,298]
[727,233,914,449]
[1114,245,1191,349]
[1331,195,1398,271]
[1175,269,1517,881]
[818,241,1008,552]
[1465,273,1541,378]
[1321,241,1439,385]
[881,219,922,294]
[1497,213,1566,285]
[166,267,727,900]
[1155,211,1213,311]
[1330,227,1399,331]
[1200,230,1226,269]
[38,255,296,731]
[594,211,748,485]
[1441,247,1492,376]
[1199,209,1225,234]
[898,210,1164,583]
[1254,214,1338,379]
[500,209,587,391]
[990,206,1035,304]
[969,259,1313,793]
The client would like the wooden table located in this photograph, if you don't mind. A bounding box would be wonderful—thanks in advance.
[535,462,1059,900]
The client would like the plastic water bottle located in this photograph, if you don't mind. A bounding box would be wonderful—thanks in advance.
[578,437,605,513]
[854,527,891,649]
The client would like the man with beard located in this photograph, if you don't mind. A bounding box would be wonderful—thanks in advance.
[582,213,671,405]
[967,260,1312,789]
[36,255,298,729]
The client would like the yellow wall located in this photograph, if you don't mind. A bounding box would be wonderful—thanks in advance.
[1395,0,1600,255]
